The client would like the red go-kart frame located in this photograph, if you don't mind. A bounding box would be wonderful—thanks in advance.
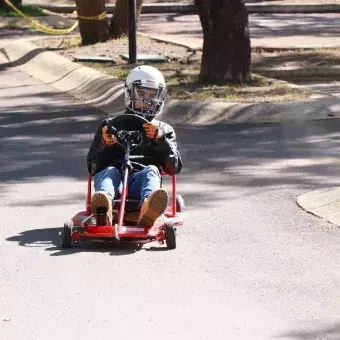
[60,114,184,250]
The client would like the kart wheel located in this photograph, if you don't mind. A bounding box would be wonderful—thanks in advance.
[165,221,176,250]
[176,195,185,212]
[60,220,73,248]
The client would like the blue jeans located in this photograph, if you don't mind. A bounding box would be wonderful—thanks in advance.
[93,165,161,203]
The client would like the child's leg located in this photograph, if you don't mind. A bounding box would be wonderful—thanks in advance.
[94,166,122,198]
[128,165,168,227]
[92,167,122,219]
[128,165,161,202]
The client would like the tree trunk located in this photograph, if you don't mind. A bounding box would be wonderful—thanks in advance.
[194,0,251,84]
[110,0,143,39]
[75,0,110,45]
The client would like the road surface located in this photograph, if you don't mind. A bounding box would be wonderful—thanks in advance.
[1,66,340,340]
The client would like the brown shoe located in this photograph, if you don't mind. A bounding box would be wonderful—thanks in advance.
[138,189,168,227]
[90,191,113,220]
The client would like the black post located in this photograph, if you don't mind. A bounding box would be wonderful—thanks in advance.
[128,0,137,64]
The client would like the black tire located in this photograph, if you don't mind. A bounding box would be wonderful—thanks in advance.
[176,195,185,212]
[165,221,176,250]
[60,220,73,248]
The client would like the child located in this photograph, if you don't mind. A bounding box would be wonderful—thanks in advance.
[87,65,182,226]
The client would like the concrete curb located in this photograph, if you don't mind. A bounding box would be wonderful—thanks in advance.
[0,39,339,126]
[297,188,340,227]
[38,3,340,14]
[0,40,126,113]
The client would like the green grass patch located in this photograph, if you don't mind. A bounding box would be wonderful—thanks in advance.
[62,37,82,49]
[35,35,313,103]
[165,72,310,103]
[83,61,310,103]
[0,4,45,17]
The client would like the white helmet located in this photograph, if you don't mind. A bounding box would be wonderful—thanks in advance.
[124,65,166,120]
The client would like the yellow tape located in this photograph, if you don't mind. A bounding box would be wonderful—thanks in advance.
[4,0,79,35]
[76,11,107,21]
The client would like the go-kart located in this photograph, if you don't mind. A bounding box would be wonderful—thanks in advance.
[60,114,184,250]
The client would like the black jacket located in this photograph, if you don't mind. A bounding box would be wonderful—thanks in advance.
[87,116,183,176]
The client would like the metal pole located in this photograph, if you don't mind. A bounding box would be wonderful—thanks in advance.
[128,0,137,64]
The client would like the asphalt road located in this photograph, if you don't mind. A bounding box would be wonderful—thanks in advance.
[2,67,340,340]
[2,12,340,50]
[139,12,340,49]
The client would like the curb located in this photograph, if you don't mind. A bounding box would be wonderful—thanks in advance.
[0,39,339,126]
[38,3,340,14]
[297,188,340,227]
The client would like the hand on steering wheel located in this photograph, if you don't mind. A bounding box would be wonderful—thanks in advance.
[102,125,118,146]
[143,122,163,142]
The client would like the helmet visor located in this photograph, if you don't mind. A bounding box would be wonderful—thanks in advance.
[132,85,162,113]
[127,81,165,120]
[134,86,159,100]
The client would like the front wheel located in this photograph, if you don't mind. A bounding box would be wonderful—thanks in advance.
[176,195,185,212]
[165,221,176,250]
[60,220,73,248]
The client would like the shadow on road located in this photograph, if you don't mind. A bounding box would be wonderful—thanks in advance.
[1,89,340,209]
[6,227,144,256]
[1,61,340,212]
[278,322,340,339]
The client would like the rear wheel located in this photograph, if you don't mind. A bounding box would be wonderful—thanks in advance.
[176,195,185,212]
[60,220,73,248]
[165,220,176,250]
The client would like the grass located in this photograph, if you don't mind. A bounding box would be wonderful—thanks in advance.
[81,61,310,103]
[36,35,315,103]
[62,36,82,49]
[0,5,45,17]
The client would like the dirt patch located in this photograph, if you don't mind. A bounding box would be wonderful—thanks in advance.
[33,35,316,103]
[254,48,340,68]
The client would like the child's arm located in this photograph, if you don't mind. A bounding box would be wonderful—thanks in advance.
[150,122,183,175]
[86,119,117,174]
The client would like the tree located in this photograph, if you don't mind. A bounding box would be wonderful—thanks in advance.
[194,0,251,84]
[75,0,110,45]
[110,0,143,39]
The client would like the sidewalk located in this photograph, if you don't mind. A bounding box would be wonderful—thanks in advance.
[297,188,340,228]
[1,11,339,51]
[4,1,340,50]
[138,13,340,50]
